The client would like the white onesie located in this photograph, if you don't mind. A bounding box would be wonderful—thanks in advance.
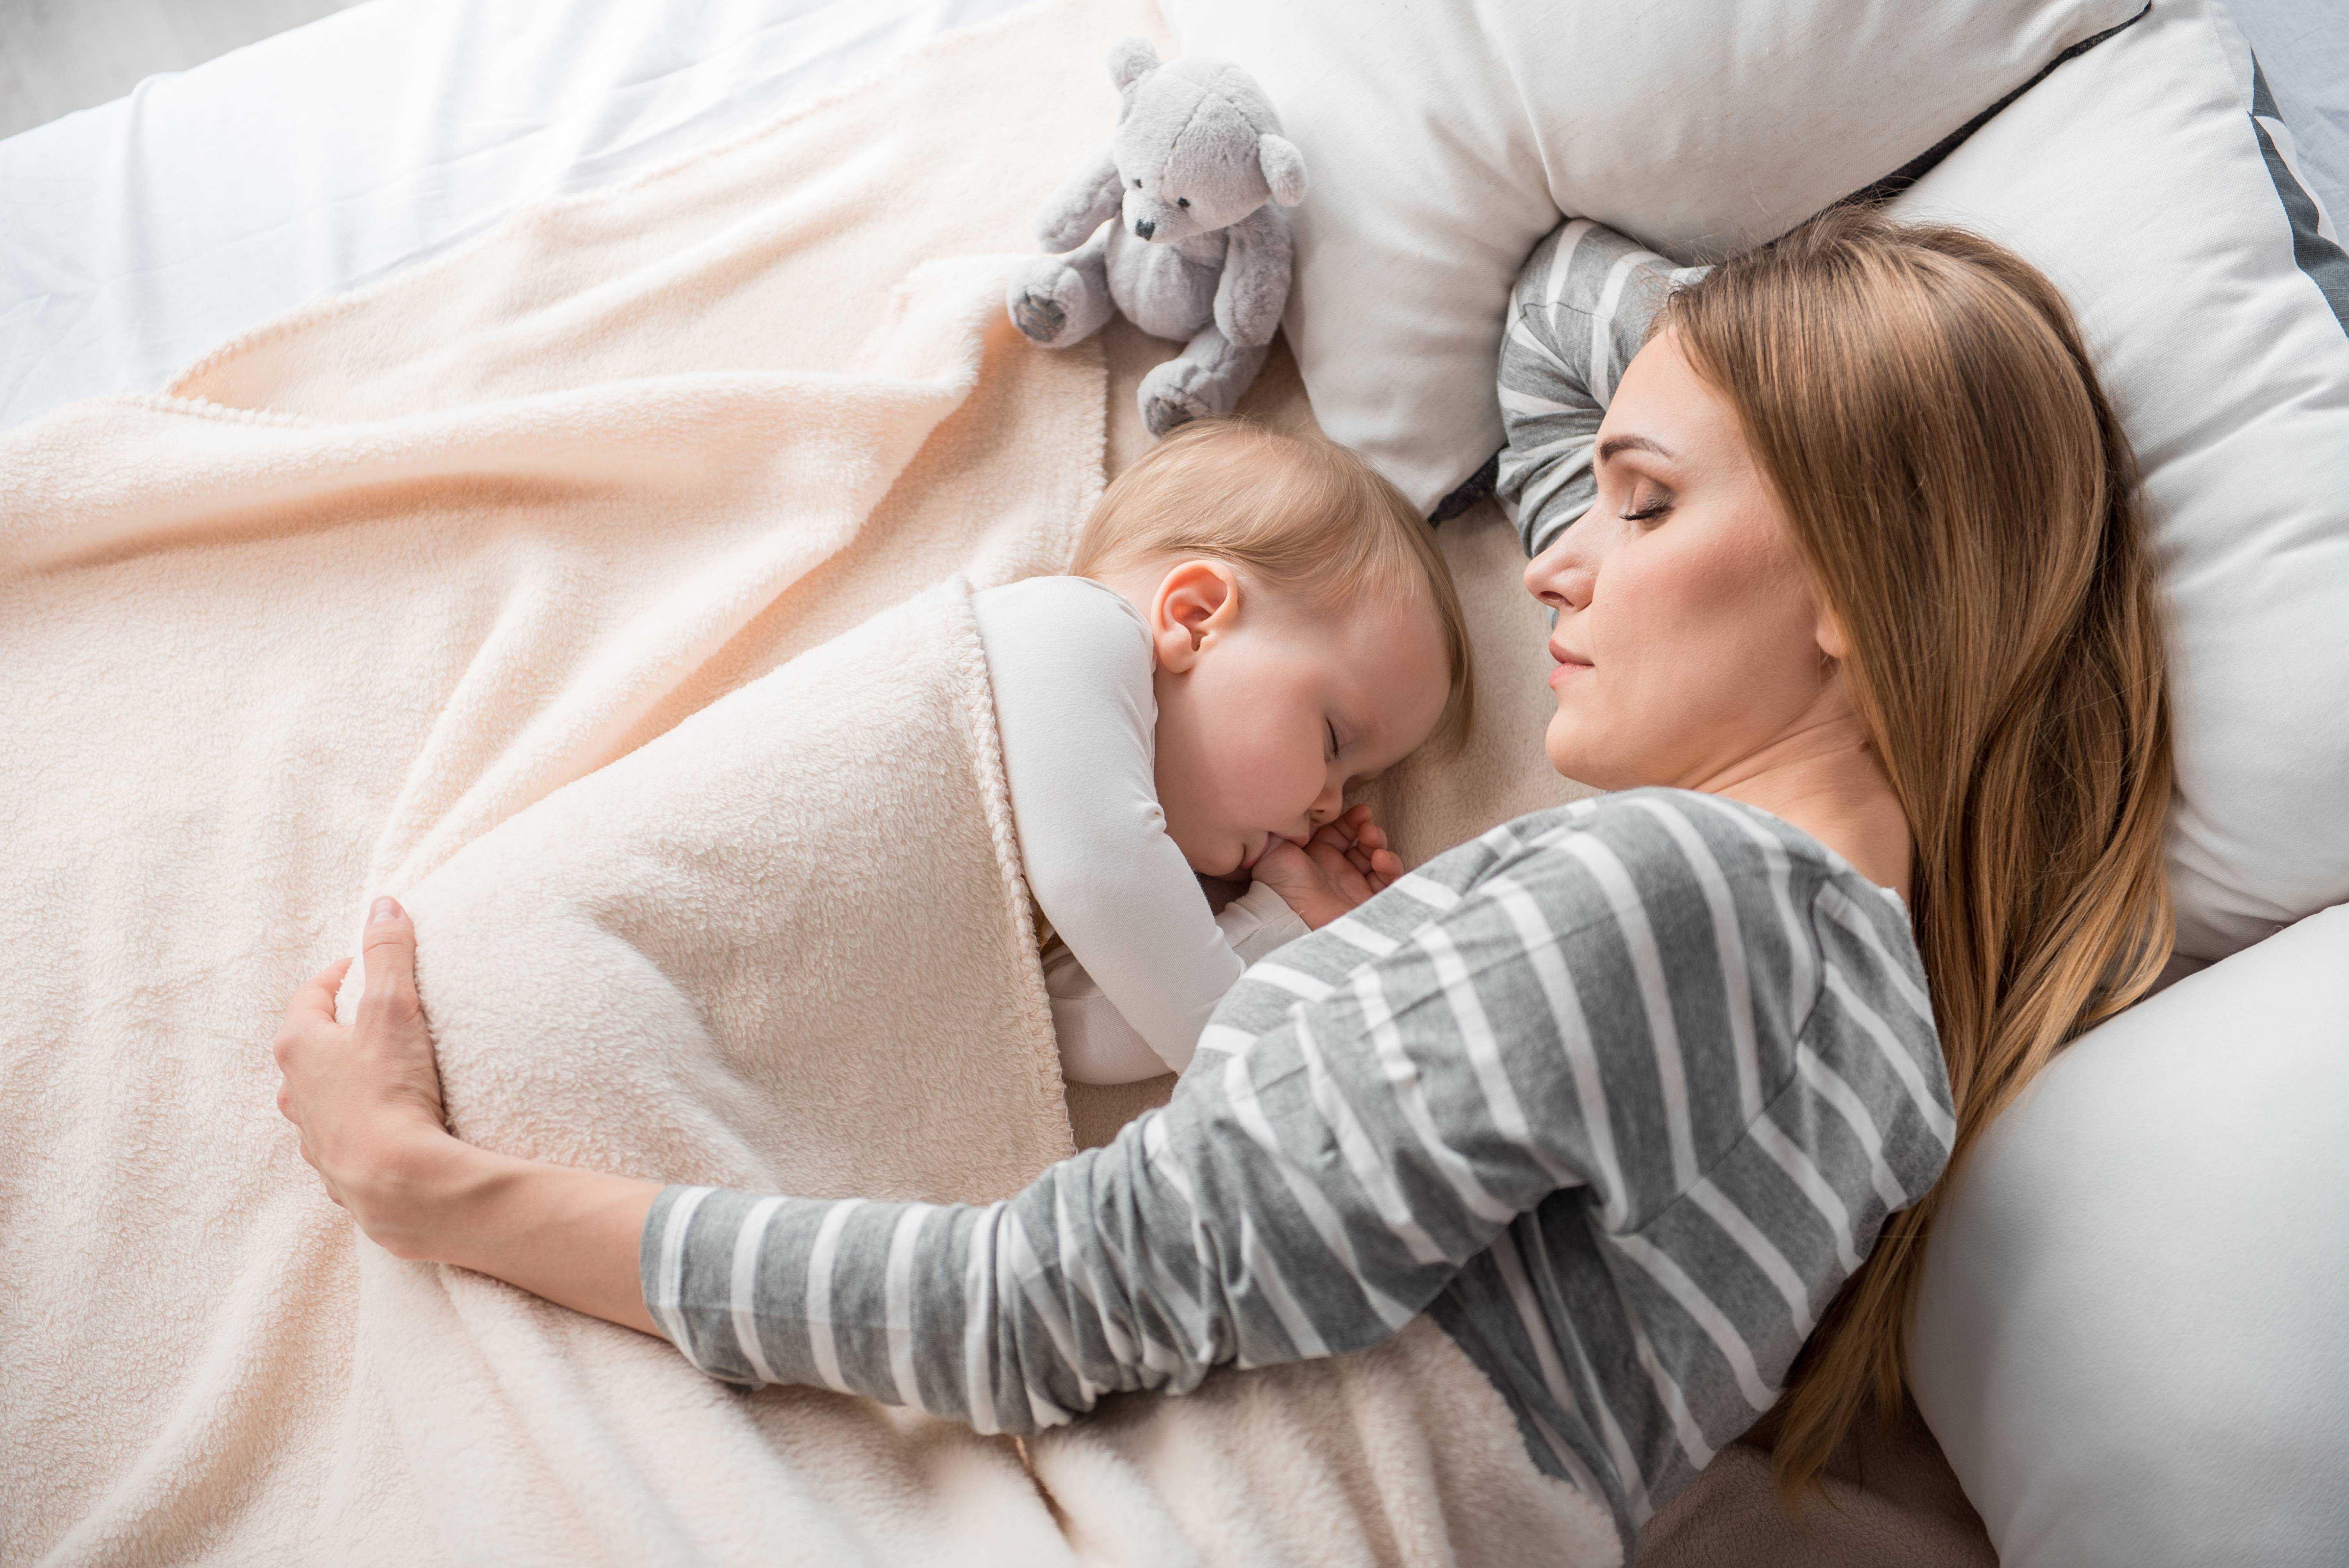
[971,576,1309,1083]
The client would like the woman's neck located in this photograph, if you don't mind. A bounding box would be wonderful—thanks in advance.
[1696,720,1913,900]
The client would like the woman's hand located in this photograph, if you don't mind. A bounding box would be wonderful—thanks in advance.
[272,894,663,1333]
[1250,803,1405,929]
[273,896,465,1259]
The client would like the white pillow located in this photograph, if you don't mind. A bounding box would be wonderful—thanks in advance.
[1162,0,2142,513]
[1909,904,2349,1565]
[1882,0,2349,962]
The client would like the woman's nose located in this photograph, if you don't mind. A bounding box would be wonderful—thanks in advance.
[1523,536,1596,613]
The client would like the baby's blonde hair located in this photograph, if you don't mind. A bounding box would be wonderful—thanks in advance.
[1069,419,1475,755]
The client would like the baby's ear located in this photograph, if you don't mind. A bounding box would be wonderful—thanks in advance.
[1150,560,1239,671]
[1107,36,1159,91]
[1258,134,1308,207]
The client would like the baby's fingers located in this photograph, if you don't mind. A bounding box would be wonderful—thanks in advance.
[1315,825,1377,879]
[1305,837,1373,902]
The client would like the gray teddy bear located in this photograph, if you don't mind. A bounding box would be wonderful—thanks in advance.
[1007,37,1307,436]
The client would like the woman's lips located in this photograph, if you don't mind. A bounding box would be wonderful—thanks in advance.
[1547,638,1592,688]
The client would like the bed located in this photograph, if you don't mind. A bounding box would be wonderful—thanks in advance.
[3,0,2344,440]
[3,1,2345,1564]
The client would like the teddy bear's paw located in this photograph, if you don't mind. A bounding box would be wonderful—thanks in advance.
[1139,381,1214,437]
[1007,258,1112,348]
[1139,356,1231,436]
[1011,289,1069,343]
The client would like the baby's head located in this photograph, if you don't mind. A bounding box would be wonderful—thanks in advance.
[1071,419,1474,878]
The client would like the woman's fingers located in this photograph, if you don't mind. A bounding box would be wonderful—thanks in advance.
[360,897,421,1023]
[284,957,354,1028]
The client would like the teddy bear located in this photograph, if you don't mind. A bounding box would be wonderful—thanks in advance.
[1007,37,1308,437]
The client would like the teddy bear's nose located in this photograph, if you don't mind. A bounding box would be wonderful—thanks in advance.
[1132,217,1156,240]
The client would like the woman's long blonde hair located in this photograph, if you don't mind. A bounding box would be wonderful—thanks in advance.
[1656,206,2175,1493]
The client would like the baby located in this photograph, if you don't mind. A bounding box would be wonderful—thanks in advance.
[975,419,1474,1084]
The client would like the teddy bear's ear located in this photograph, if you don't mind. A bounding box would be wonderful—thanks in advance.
[1107,36,1159,90]
[1258,134,1309,207]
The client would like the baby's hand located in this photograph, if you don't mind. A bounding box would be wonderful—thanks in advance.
[1251,804,1405,930]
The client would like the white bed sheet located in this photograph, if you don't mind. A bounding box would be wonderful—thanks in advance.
[0,0,1032,431]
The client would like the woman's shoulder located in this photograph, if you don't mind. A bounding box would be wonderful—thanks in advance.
[1425,787,1925,997]
[1432,786,1843,886]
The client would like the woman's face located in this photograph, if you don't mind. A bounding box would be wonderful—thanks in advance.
[1525,330,1850,793]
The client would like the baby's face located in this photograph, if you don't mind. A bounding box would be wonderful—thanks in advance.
[1134,562,1451,879]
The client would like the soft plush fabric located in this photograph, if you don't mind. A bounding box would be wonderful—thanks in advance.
[0,3,1619,1562]
[378,575,1073,1205]
[1158,0,2143,513]
[1009,37,1303,433]
[1636,1403,1994,1568]
[1910,902,2349,1566]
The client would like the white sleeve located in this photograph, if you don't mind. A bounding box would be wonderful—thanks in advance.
[975,577,1287,1077]
[1045,884,1311,1085]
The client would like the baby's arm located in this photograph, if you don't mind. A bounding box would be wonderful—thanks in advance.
[1048,883,1306,1084]
[975,577,1280,1080]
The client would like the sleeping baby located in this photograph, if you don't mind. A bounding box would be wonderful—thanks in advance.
[978,419,1472,1083]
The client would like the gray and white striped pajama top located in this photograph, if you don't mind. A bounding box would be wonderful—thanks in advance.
[641,223,1955,1559]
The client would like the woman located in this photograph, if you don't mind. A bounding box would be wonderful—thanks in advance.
[273,205,2172,1556]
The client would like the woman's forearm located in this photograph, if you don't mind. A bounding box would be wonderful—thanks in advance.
[373,1134,663,1337]
[272,903,666,1340]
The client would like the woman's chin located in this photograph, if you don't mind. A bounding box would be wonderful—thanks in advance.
[1543,712,1610,788]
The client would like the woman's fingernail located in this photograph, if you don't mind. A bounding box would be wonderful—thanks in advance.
[369,896,400,924]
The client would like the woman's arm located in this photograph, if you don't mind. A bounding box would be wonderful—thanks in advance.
[272,898,661,1335]
[280,802,1953,1521]
[637,844,1593,1426]
[280,823,1599,1419]
[1496,221,1708,556]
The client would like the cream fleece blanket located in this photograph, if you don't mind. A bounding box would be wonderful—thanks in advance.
[0,1,1613,1563]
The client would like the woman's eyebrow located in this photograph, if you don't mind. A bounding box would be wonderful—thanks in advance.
[1596,433,1673,464]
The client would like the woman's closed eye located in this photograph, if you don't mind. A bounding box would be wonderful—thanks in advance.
[1620,486,1674,526]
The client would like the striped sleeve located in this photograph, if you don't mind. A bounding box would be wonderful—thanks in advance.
[1495,219,1709,557]
[640,789,1952,1554]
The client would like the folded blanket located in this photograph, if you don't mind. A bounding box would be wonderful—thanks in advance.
[0,1,1613,1562]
